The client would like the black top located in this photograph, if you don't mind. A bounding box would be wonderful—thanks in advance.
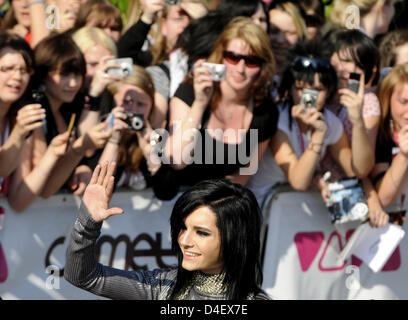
[117,19,153,67]
[375,136,398,165]
[372,136,398,185]
[171,82,278,186]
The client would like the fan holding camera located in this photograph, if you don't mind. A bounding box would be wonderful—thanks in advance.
[247,41,371,207]
[97,65,176,200]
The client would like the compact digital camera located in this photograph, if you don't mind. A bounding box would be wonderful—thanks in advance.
[107,58,133,78]
[124,112,144,131]
[202,62,226,82]
[300,88,319,109]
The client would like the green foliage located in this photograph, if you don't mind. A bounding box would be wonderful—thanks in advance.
[109,0,129,24]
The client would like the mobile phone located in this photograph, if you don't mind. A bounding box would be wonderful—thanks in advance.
[106,58,133,78]
[347,72,361,93]
[300,88,319,109]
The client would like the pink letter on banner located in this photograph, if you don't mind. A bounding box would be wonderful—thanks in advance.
[294,232,324,272]
[318,231,347,272]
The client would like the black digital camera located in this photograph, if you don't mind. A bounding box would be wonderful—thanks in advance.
[124,112,144,131]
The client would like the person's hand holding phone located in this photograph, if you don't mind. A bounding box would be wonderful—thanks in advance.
[14,104,46,139]
[338,72,365,125]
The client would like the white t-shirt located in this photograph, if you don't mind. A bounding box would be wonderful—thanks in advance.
[247,103,344,205]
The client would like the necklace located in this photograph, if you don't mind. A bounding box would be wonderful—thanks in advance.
[175,271,227,300]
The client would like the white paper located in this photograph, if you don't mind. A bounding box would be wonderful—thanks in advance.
[338,222,405,273]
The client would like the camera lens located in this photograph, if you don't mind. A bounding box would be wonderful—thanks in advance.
[132,117,144,130]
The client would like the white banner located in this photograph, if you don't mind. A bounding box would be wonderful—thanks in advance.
[0,190,179,300]
[2,186,407,300]
[262,187,408,300]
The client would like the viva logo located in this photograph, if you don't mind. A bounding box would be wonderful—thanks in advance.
[294,230,401,272]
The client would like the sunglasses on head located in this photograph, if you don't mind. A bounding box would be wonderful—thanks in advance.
[292,56,332,71]
[223,51,264,68]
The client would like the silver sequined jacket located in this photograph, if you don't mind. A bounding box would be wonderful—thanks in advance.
[64,203,270,300]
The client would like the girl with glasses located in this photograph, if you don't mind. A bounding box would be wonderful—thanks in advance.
[166,16,277,191]
[0,33,42,198]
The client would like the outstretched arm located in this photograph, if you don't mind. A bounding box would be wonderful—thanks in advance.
[64,162,171,300]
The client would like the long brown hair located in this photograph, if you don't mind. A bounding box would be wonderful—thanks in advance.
[207,16,275,108]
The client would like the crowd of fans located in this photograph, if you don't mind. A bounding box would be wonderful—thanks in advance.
[0,0,407,235]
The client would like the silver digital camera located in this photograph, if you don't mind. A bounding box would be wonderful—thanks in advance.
[300,88,319,109]
[107,58,133,78]
[202,62,226,81]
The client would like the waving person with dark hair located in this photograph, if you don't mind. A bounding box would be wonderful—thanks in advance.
[64,161,270,300]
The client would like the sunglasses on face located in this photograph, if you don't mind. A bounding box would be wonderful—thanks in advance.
[223,51,264,68]
[291,56,332,71]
